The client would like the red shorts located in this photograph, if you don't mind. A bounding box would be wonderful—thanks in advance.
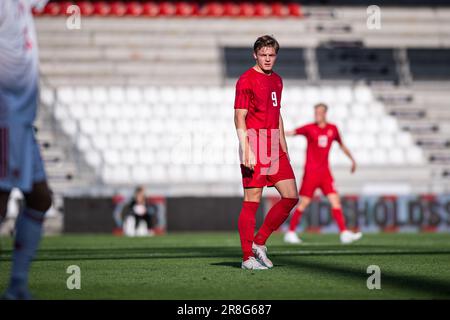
[240,152,296,188]
[299,169,337,198]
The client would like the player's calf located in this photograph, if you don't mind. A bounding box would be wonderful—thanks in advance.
[4,182,52,300]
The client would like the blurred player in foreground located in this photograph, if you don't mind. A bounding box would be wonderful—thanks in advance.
[0,0,52,299]
[284,103,362,244]
[234,35,299,270]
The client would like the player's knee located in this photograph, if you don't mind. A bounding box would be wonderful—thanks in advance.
[25,186,53,212]
[244,189,263,202]
[299,197,311,210]
[282,188,299,200]
[328,194,341,209]
[291,193,300,200]
[27,195,52,213]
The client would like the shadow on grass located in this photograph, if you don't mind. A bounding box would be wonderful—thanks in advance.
[210,262,241,269]
[275,256,450,298]
[1,245,449,263]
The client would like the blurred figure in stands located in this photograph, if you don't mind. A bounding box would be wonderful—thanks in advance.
[124,186,157,237]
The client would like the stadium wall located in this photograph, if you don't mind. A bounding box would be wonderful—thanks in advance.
[63,194,450,233]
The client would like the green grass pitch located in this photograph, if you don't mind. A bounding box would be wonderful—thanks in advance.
[1,232,450,299]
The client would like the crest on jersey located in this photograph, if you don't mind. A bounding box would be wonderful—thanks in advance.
[318,135,328,148]
[327,129,333,137]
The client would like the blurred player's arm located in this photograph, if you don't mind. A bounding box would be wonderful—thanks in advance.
[285,125,307,137]
[234,109,256,170]
[339,143,356,173]
[336,130,357,173]
[279,114,288,154]
[30,0,50,10]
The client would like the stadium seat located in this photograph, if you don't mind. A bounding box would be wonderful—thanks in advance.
[132,165,151,183]
[75,1,94,16]
[110,1,127,16]
[288,3,302,17]
[175,2,199,17]
[68,104,86,119]
[388,149,406,164]
[85,151,102,168]
[364,118,380,133]
[93,1,111,16]
[361,135,377,149]
[44,2,61,16]
[378,133,395,149]
[354,86,374,103]
[396,132,414,147]
[91,87,109,104]
[76,134,92,153]
[354,149,371,165]
[380,117,399,133]
[406,146,424,164]
[75,87,92,104]
[335,87,353,104]
[159,1,177,16]
[271,2,290,17]
[60,2,76,15]
[60,118,78,136]
[238,3,255,17]
[371,149,388,165]
[126,2,143,16]
[254,2,271,17]
[222,2,239,16]
[142,2,159,17]
[92,134,109,150]
[49,84,427,186]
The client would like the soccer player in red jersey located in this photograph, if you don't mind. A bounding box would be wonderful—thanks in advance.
[234,35,299,270]
[284,103,363,244]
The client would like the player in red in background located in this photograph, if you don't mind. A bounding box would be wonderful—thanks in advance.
[234,35,298,270]
[284,103,363,245]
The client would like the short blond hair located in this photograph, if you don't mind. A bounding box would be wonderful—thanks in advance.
[314,103,328,112]
[253,35,280,54]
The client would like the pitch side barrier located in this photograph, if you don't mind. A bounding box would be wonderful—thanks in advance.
[62,194,450,233]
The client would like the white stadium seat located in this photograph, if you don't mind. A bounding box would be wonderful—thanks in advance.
[91,87,109,104]
[371,149,388,165]
[406,146,424,164]
[51,85,428,186]
[75,87,92,103]
[58,87,75,105]
[109,87,126,104]
[388,149,406,164]
[396,132,414,147]
[354,86,373,103]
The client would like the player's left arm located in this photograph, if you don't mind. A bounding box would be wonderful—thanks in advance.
[336,127,357,173]
[29,0,50,10]
[279,114,289,156]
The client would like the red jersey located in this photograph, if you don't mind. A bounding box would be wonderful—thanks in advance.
[295,122,342,172]
[234,68,284,161]
[234,67,283,132]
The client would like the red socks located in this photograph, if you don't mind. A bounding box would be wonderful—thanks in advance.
[238,201,259,261]
[254,197,298,246]
[332,208,347,232]
[289,208,303,231]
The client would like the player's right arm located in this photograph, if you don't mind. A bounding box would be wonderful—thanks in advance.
[234,76,256,170]
[286,125,308,137]
[234,109,256,170]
